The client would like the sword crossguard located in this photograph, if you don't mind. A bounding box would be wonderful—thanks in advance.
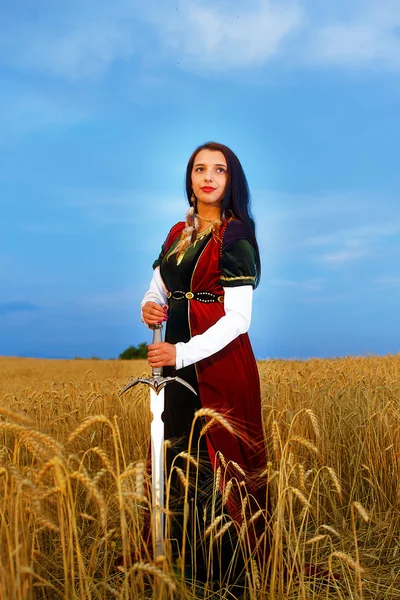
[119,375,197,397]
[119,323,197,397]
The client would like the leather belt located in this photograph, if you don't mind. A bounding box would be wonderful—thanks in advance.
[167,290,224,303]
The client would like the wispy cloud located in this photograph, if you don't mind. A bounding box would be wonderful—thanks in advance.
[1,0,400,81]
[301,291,359,304]
[148,0,400,73]
[303,222,400,265]
[307,1,400,71]
[266,278,325,291]
[148,0,302,70]
[374,275,400,289]
[319,248,367,264]
[252,188,397,268]
[0,0,303,79]
[0,301,40,316]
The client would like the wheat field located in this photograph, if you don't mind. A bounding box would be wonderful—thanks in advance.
[0,354,400,599]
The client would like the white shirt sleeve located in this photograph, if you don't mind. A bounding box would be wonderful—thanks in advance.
[140,267,168,323]
[174,285,253,369]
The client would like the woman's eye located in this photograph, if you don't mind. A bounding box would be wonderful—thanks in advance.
[194,166,226,173]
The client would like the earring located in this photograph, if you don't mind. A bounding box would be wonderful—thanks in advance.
[190,193,195,204]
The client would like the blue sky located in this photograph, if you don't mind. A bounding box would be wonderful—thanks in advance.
[1,0,399,359]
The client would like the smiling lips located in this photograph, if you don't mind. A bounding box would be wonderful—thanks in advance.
[201,186,216,192]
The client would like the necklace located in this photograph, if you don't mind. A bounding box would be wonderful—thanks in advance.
[195,224,212,239]
[195,213,220,225]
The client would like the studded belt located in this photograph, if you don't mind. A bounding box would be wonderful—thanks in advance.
[167,290,224,303]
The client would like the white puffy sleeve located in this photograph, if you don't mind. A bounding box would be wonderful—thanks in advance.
[140,267,168,323]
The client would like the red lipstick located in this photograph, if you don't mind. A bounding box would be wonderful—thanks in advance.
[201,186,215,192]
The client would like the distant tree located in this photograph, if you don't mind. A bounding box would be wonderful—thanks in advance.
[119,342,148,360]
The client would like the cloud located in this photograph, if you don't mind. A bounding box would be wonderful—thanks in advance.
[0,301,40,316]
[149,0,302,70]
[0,0,303,79]
[301,291,358,304]
[305,223,400,247]
[374,275,400,289]
[1,0,400,81]
[252,188,398,268]
[303,222,400,265]
[319,248,367,264]
[266,278,325,291]
[147,0,400,73]
[307,1,400,71]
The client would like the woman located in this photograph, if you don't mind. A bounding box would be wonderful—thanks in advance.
[141,142,267,582]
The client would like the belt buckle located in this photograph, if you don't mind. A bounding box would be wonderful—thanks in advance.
[185,291,194,300]
[217,295,224,303]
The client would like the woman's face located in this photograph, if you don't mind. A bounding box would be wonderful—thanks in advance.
[191,149,228,211]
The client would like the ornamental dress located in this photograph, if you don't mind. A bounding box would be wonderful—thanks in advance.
[150,217,267,574]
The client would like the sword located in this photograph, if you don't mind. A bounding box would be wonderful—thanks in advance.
[119,323,197,559]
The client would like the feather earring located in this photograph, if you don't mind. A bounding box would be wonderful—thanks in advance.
[169,205,196,263]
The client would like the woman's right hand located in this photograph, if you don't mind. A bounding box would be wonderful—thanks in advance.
[141,301,168,326]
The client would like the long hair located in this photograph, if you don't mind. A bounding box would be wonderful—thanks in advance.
[185,141,261,287]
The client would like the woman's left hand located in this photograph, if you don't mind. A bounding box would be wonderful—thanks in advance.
[147,342,176,368]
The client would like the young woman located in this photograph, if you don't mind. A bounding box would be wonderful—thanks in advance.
[141,142,267,582]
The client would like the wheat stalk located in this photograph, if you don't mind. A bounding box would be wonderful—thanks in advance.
[194,408,235,435]
[353,501,369,522]
[331,551,365,573]
[222,479,233,506]
[0,406,34,426]
[326,466,343,498]
[304,408,321,439]
[200,417,216,436]
[290,486,312,508]
[321,524,340,538]
[118,561,177,592]
[290,436,319,455]
[177,451,198,468]
[67,415,113,444]
[214,521,233,541]
[306,534,328,545]
[205,515,224,538]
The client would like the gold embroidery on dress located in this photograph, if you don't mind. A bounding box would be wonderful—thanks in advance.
[220,275,255,281]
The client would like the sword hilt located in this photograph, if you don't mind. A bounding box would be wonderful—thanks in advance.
[119,320,197,397]
[151,323,163,378]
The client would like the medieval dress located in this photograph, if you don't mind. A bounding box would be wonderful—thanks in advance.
[141,217,268,579]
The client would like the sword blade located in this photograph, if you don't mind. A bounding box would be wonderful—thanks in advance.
[150,385,164,558]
